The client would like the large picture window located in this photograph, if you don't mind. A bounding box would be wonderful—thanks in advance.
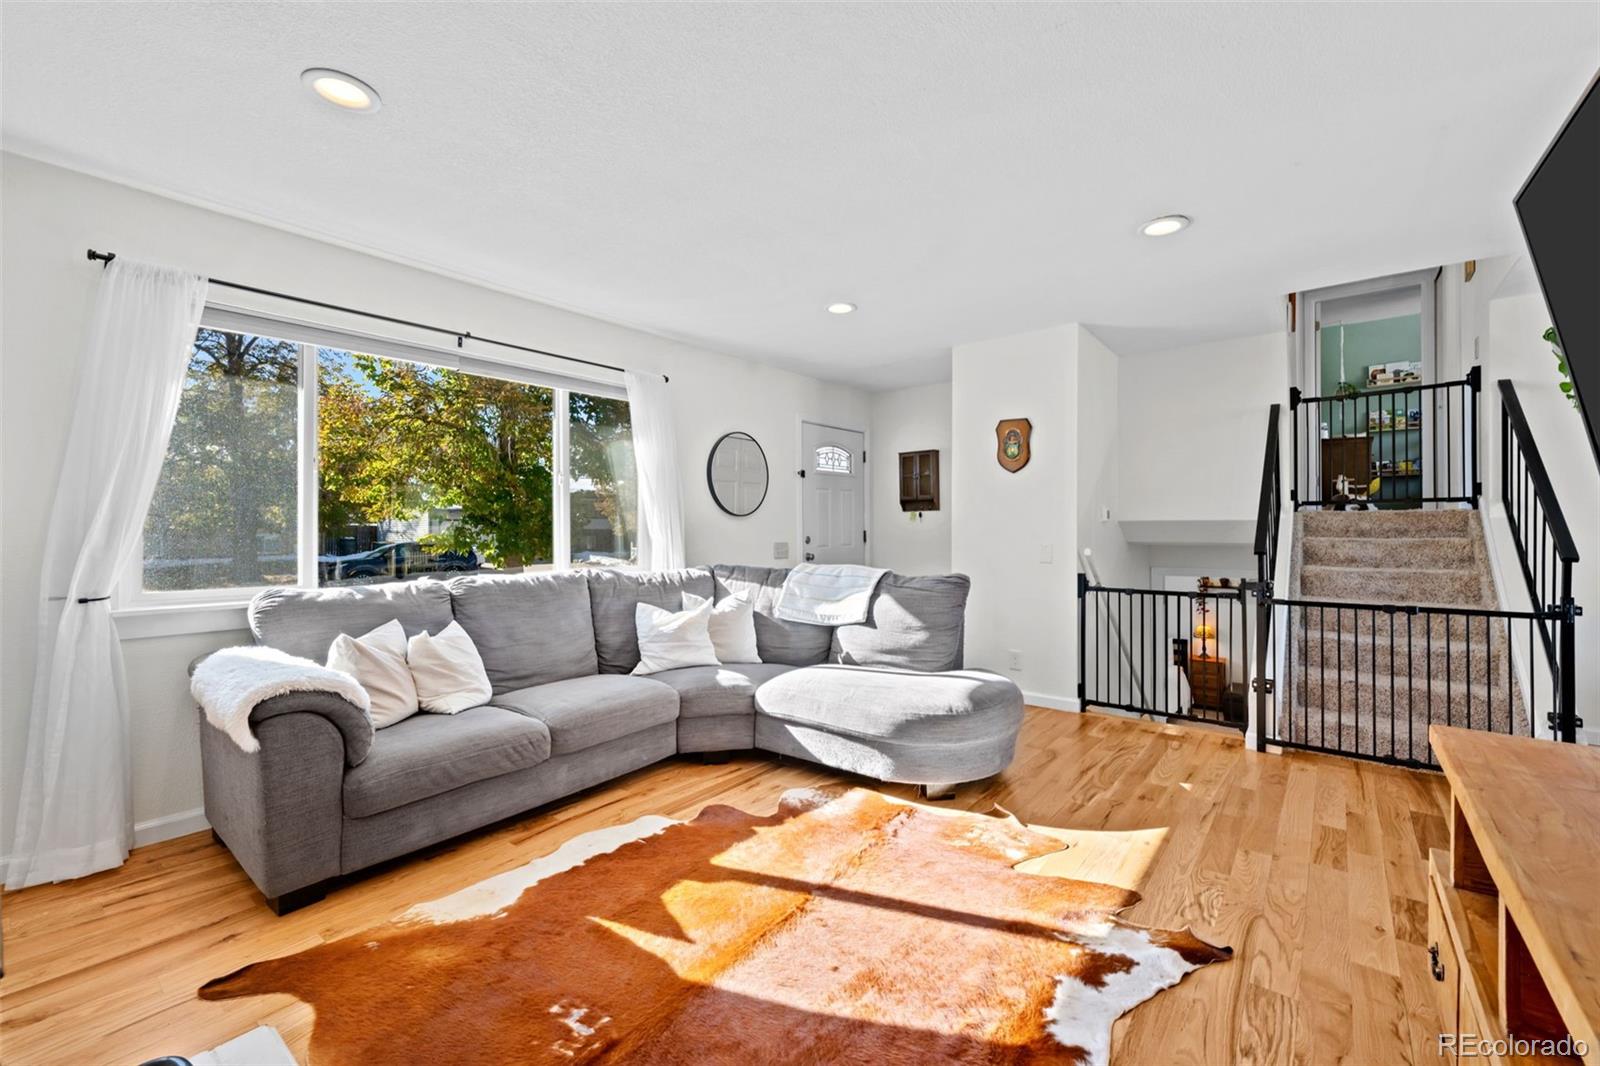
[130,313,636,606]
[143,328,301,592]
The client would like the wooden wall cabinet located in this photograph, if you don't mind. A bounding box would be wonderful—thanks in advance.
[899,450,940,512]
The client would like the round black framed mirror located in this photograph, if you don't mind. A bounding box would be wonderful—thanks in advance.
[706,431,769,516]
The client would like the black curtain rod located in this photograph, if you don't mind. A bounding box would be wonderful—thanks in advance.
[85,248,665,382]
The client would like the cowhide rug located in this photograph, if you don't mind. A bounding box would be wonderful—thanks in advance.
[201,788,1229,1065]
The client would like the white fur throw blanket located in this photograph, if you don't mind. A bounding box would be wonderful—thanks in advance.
[773,563,888,626]
[191,646,370,753]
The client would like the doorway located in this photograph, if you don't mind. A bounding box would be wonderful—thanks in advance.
[1294,270,1440,508]
[800,421,866,564]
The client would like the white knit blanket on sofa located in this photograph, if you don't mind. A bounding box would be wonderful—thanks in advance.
[191,646,369,753]
[773,563,888,626]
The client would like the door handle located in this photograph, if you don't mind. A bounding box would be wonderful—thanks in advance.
[805,552,816,562]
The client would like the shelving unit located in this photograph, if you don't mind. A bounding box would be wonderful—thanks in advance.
[1427,726,1598,1065]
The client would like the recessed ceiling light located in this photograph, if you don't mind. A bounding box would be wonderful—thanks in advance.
[1139,214,1191,237]
[301,68,381,113]
[826,302,857,315]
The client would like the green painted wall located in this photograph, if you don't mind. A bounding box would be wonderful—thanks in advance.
[1318,314,1422,395]
[1316,313,1425,505]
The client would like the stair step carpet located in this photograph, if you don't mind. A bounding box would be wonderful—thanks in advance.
[1283,509,1530,763]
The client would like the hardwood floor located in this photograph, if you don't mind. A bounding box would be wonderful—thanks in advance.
[0,708,1450,1065]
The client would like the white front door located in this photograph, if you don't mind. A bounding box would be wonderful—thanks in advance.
[801,422,865,564]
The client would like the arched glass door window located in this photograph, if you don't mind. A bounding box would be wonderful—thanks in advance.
[814,444,852,475]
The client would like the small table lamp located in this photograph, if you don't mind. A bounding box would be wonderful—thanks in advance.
[1193,622,1216,659]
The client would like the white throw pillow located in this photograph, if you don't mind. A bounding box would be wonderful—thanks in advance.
[682,591,761,664]
[326,619,419,729]
[632,599,720,675]
[407,621,493,714]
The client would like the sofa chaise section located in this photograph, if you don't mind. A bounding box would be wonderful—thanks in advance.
[755,666,1023,792]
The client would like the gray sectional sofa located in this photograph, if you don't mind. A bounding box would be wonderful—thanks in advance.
[198,564,1024,912]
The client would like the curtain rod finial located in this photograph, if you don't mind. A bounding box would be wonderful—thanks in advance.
[86,249,116,266]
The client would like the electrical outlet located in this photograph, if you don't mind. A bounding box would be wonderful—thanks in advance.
[1039,543,1053,564]
[773,541,790,560]
[1007,649,1023,671]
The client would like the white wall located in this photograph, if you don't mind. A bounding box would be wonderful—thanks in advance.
[1145,544,1259,582]
[1117,331,1287,536]
[0,153,869,850]
[1076,328,1149,588]
[868,381,952,574]
[950,326,1078,708]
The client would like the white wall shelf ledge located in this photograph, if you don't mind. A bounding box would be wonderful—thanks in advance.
[1117,519,1259,547]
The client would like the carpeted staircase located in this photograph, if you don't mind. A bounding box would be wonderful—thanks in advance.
[1283,509,1528,763]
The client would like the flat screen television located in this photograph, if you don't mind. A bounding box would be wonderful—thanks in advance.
[1514,69,1600,475]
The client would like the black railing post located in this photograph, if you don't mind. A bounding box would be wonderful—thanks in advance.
[1500,393,1510,520]
[1252,579,1272,753]
[1556,564,1581,744]
[1469,365,1482,503]
[1077,571,1088,709]
[1289,387,1301,508]
[1251,403,1282,753]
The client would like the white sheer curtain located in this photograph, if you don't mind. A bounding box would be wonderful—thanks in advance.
[625,370,686,571]
[6,260,207,889]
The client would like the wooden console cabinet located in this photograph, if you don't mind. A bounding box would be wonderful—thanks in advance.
[1188,654,1227,711]
[1427,726,1599,1064]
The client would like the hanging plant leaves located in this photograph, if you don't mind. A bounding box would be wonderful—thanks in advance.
[1545,326,1580,411]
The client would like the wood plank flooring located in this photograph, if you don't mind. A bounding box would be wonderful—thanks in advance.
[0,708,1451,1065]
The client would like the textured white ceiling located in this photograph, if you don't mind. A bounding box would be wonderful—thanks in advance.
[2,2,1595,388]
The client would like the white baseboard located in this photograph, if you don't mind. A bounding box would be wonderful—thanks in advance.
[0,808,210,869]
[134,807,209,848]
[1023,692,1081,712]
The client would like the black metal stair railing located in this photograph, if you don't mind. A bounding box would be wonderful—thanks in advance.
[1499,379,1583,742]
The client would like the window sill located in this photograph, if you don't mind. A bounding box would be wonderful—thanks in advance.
[112,601,252,641]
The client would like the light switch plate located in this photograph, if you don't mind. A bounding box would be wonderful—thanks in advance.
[773,542,790,560]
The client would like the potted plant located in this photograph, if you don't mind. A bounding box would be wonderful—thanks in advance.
[1547,327,1580,411]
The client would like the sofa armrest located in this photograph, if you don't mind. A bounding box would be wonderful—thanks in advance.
[249,690,374,767]
[198,693,371,903]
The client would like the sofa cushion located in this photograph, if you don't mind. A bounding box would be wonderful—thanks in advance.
[447,572,597,694]
[754,664,1022,746]
[491,674,678,755]
[830,573,970,672]
[711,565,833,666]
[651,663,797,719]
[586,568,714,673]
[342,705,552,819]
[249,581,453,661]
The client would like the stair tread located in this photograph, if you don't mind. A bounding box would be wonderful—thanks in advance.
[1295,628,1499,650]
[1299,531,1472,541]
[1290,594,1490,609]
